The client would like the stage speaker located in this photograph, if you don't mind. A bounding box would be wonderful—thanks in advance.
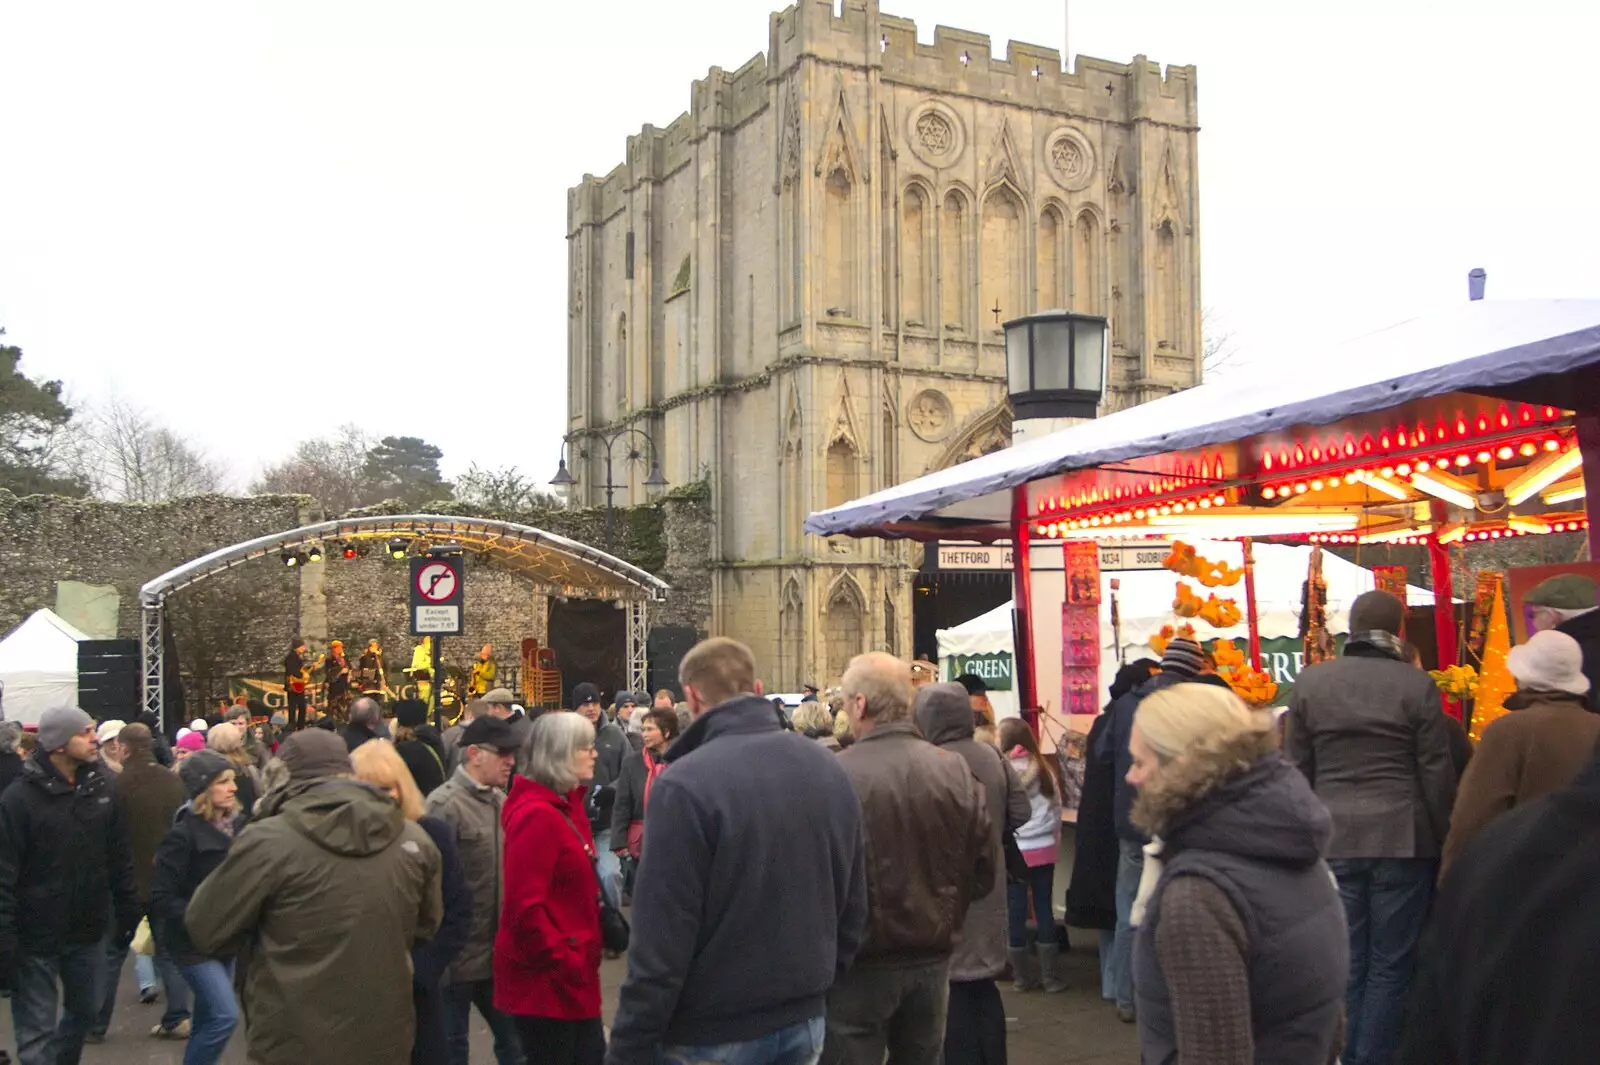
[646,626,700,701]
[78,639,141,719]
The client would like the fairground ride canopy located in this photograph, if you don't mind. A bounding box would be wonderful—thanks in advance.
[805,300,1600,545]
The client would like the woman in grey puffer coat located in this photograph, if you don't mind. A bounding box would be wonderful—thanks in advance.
[915,684,1030,1065]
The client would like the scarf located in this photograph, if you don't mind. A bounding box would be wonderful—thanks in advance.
[642,748,667,812]
[1345,629,1408,662]
[210,811,237,838]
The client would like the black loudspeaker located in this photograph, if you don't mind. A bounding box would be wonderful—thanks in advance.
[646,626,700,701]
[78,640,142,720]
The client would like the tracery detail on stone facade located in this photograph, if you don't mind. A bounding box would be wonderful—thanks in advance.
[916,112,952,156]
[906,389,952,443]
[824,575,866,685]
[931,403,1014,471]
[901,183,932,328]
[1045,127,1096,192]
[980,182,1025,330]
[940,190,968,331]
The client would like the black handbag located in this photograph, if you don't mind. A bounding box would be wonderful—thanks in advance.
[556,809,631,954]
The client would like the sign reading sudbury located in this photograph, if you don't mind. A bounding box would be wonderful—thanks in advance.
[948,652,1013,691]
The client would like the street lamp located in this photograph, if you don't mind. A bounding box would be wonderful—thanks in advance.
[550,425,669,551]
[1003,310,1109,421]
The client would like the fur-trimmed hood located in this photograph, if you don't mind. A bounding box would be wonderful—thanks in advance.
[1132,727,1331,867]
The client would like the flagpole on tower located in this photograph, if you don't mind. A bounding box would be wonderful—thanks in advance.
[1064,0,1070,73]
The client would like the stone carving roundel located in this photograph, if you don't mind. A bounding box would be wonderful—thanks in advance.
[1045,127,1095,191]
[907,390,954,443]
[906,102,964,168]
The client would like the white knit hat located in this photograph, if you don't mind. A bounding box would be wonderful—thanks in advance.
[189,718,209,732]
[1506,629,1591,697]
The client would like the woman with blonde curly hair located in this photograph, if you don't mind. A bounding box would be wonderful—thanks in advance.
[351,740,473,1065]
[1126,682,1347,1065]
[206,722,263,816]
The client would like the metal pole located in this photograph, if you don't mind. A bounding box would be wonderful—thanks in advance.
[604,441,616,551]
[1010,485,1038,734]
[1427,500,1461,721]
[1243,538,1262,671]
[431,636,444,731]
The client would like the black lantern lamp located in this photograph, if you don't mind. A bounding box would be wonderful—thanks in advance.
[1004,311,1109,421]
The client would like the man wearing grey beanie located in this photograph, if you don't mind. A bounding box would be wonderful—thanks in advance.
[0,704,139,1065]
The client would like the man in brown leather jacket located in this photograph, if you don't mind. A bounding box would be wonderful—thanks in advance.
[824,653,993,1065]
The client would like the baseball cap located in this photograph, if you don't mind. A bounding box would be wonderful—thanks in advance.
[459,715,519,752]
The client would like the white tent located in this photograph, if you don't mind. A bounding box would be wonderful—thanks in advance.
[937,540,1437,706]
[0,609,88,726]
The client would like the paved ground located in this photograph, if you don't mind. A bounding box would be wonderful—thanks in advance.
[0,932,1138,1064]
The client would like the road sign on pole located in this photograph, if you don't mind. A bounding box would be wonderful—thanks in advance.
[410,556,464,636]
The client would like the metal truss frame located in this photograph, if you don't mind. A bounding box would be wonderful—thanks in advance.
[626,599,649,696]
[138,514,668,722]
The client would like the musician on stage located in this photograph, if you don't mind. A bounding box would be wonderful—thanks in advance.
[325,639,352,717]
[468,643,497,698]
[284,637,311,730]
[356,638,387,696]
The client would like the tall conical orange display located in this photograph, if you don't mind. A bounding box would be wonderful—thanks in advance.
[1469,580,1514,741]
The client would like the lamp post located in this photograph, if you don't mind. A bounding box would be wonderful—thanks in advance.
[550,426,669,552]
[1003,309,1109,433]
[1001,310,1109,729]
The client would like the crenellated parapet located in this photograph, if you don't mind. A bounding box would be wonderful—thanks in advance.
[569,0,1196,235]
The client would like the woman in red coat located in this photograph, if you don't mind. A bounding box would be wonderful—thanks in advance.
[495,710,604,1065]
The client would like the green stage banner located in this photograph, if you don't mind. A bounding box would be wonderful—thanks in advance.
[945,651,1014,691]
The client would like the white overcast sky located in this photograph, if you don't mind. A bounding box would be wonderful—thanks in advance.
[2,0,1597,490]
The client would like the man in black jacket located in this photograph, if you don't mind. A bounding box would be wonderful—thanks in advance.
[0,705,139,1065]
[607,638,867,1065]
[341,696,387,752]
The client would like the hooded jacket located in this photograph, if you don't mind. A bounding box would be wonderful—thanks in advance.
[607,695,867,1065]
[185,779,443,1065]
[916,688,1030,982]
[1132,729,1347,1065]
[0,751,138,959]
[837,718,994,966]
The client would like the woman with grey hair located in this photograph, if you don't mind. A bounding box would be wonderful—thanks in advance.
[791,700,839,752]
[496,711,606,1065]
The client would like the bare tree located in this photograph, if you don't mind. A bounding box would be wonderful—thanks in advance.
[81,398,225,502]
[1202,307,1241,380]
[253,424,376,514]
[454,463,563,514]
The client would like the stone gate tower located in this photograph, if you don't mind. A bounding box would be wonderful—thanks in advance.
[566,0,1201,690]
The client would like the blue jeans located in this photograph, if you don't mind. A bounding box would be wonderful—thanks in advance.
[93,935,189,1035]
[1005,862,1058,947]
[1111,838,1145,1011]
[1329,858,1436,1065]
[665,1016,824,1065]
[11,942,102,1065]
[1098,929,1116,1001]
[593,828,622,910]
[179,960,237,1065]
[443,978,522,1065]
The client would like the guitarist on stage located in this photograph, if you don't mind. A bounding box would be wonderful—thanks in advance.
[285,637,315,730]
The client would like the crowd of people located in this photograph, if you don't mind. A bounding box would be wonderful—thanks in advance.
[0,578,1597,1064]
